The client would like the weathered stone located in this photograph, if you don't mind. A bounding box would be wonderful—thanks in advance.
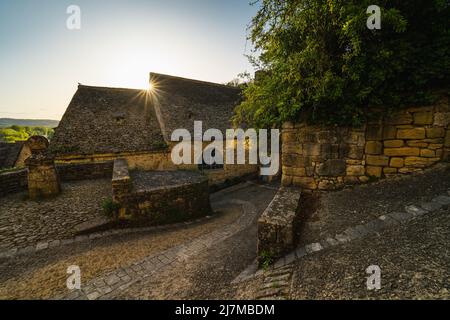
[385,111,413,125]
[426,127,445,138]
[384,147,420,157]
[292,177,317,190]
[366,155,389,166]
[384,140,404,148]
[282,154,311,167]
[320,143,340,159]
[390,157,404,168]
[420,149,435,158]
[404,156,440,167]
[282,122,294,129]
[358,176,370,183]
[318,180,336,190]
[446,130,450,147]
[406,105,434,113]
[344,145,364,159]
[434,112,450,127]
[317,131,338,144]
[302,144,321,156]
[382,126,397,140]
[428,143,443,150]
[366,125,383,141]
[282,132,298,144]
[25,136,61,200]
[397,128,426,140]
[282,144,301,154]
[346,159,363,165]
[365,141,382,155]
[281,175,293,186]
[398,167,422,174]
[317,159,346,176]
[383,167,397,175]
[346,165,365,176]
[406,140,428,148]
[366,166,382,178]
[413,111,433,125]
[344,176,360,184]
[283,166,306,177]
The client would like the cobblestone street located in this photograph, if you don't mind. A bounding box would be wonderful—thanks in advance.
[0,182,277,299]
[0,179,111,251]
[0,166,449,300]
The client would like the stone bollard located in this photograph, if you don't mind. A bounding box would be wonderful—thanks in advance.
[25,136,61,199]
[112,158,133,219]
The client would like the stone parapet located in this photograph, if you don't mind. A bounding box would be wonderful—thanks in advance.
[257,186,301,263]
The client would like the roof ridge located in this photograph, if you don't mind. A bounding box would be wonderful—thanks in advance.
[77,84,147,92]
[150,72,241,90]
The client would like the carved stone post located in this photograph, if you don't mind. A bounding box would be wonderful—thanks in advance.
[25,136,61,199]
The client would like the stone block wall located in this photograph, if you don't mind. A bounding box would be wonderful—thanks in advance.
[282,96,450,190]
[111,158,211,225]
[57,161,113,181]
[0,169,28,197]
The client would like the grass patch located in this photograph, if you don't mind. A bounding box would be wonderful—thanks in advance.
[260,250,274,270]
[102,198,119,218]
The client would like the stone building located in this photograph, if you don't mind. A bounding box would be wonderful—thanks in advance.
[50,73,258,186]
[0,141,31,169]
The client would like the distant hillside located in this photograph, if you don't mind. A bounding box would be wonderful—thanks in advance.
[0,118,59,128]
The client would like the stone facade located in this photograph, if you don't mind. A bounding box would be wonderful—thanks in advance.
[55,142,259,189]
[25,136,61,199]
[282,96,450,190]
[112,159,211,225]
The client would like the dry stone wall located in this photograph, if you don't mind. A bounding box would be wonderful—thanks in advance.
[0,169,28,197]
[282,96,450,190]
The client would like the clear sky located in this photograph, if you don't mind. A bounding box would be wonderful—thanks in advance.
[0,0,258,120]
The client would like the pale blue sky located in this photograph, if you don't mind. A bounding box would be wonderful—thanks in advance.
[0,0,258,119]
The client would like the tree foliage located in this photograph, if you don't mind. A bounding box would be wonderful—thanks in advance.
[235,0,450,127]
[0,126,54,143]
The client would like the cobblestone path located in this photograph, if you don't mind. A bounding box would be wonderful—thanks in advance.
[0,182,277,299]
[0,179,111,251]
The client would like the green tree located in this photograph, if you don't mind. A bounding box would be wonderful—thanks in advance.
[235,0,450,128]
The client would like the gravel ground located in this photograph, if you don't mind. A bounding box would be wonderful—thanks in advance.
[298,163,450,246]
[0,179,111,251]
[290,207,450,299]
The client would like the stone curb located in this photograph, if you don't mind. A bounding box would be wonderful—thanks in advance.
[0,212,222,260]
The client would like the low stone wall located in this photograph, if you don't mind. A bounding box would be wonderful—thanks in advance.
[57,161,113,181]
[0,169,28,197]
[257,186,301,263]
[282,96,450,190]
[112,159,211,225]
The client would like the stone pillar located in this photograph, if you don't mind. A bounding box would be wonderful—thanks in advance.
[112,158,133,219]
[25,136,61,199]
